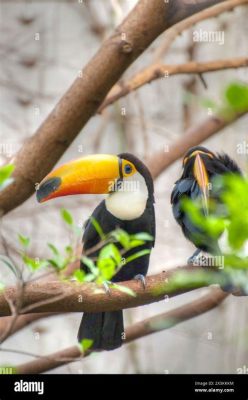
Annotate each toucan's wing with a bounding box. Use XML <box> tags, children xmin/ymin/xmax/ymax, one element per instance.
<box><xmin>171</xmin><ymin>178</ymin><xmax>194</xmax><ymax>223</ymax></box>
<box><xmin>147</xmin><ymin>200</ymin><xmax>156</xmax><ymax>248</ymax></box>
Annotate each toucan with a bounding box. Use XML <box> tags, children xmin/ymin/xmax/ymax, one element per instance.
<box><xmin>36</xmin><ymin>153</ymin><xmax>155</xmax><ymax>351</ymax></box>
<box><xmin>171</xmin><ymin>146</ymin><xmax>242</xmax><ymax>263</ymax></box>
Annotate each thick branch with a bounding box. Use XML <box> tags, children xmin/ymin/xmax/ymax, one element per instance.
<box><xmin>147</xmin><ymin>110</ymin><xmax>247</xmax><ymax>178</ymax></box>
<box><xmin>0</xmin><ymin>0</ymin><xmax>226</xmax><ymax>215</ymax></box>
<box><xmin>99</xmin><ymin>57</ymin><xmax>248</xmax><ymax>110</ymax></box>
<box><xmin>15</xmin><ymin>287</ymin><xmax>228</xmax><ymax>374</ymax></box>
<box><xmin>0</xmin><ymin>266</ymin><xmax>221</xmax><ymax>316</ymax></box>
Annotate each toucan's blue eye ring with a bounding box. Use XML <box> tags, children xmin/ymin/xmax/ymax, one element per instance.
<box><xmin>124</xmin><ymin>164</ymin><xmax>132</xmax><ymax>174</ymax></box>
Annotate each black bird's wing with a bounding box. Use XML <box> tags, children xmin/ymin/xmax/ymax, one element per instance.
<box><xmin>171</xmin><ymin>178</ymin><xmax>218</xmax><ymax>252</ymax></box>
<box><xmin>216</xmin><ymin>153</ymin><xmax>242</xmax><ymax>175</ymax></box>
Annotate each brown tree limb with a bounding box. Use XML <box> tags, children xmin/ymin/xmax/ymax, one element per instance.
<box><xmin>0</xmin><ymin>313</ymin><xmax>58</xmax><ymax>338</ymax></box>
<box><xmin>147</xmin><ymin>110</ymin><xmax>248</xmax><ymax>178</ymax></box>
<box><xmin>0</xmin><ymin>266</ymin><xmax>222</xmax><ymax>316</ymax></box>
<box><xmin>0</xmin><ymin>0</ymin><xmax>227</xmax><ymax>216</ymax></box>
<box><xmin>14</xmin><ymin>286</ymin><xmax>228</xmax><ymax>374</ymax></box>
<box><xmin>99</xmin><ymin>57</ymin><xmax>248</xmax><ymax>111</ymax></box>
<box><xmin>154</xmin><ymin>0</ymin><xmax>248</xmax><ymax>61</ymax></box>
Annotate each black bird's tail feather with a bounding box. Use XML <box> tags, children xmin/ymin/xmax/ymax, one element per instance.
<box><xmin>78</xmin><ymin>311</ymin><xmax>124</xmax><ymax>351</ymax></box>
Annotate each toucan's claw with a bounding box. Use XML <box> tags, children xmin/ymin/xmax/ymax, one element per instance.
<box><xmin>134</xmin><ymin>274</ymin><xmax>146</xmax><ymax>289</ymax></box>
<box><xmin>103</xmin><ymin>281</ymin><xmax>112</xmax><ymax>296</ymax></box>
<box><xmin>187</xmin><ymin>249</ymin><xmax>201</xmax><ymax>265</ymax></box>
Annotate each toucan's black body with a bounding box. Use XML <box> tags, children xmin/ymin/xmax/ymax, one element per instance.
<box><xmin>171</xmin><ymin>146</ymin><xmax>242</xmax><ymax>256</ymax></box>
<box><xmin>78</xmin><ymin>153</ymin><xmax>155</xmax><ymax>350</ymax></box>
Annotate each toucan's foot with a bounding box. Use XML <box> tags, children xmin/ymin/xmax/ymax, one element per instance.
<box><xmin>134</xmin><ymin>274</ymin><xmax>146</xmax><ymax>289</ymax></box>
<box><xmin>187</xmin><ymin>249</ymin><xmax>201</xmax><ymax>265</ymax></box>
<box><xmin>196</xmin><ymin>255</ymin><xmax>208</xmax><ymax>266</ymax></box>
<box><xmin>220</xmin><ymin>283</ymin><xmax>235</xmax><ymax>293</ymax></box>
<box><xmin>187</xmin><ymin>255</ymin><xmax>199</xmax><ymax>265</ymax></box>
<box><xmin>103</xmin><ymin>280</ymin><xmax>112</xmax><ymax>295</ymax></box>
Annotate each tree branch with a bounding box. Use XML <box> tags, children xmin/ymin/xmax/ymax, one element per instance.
<box><xmin>147</xmin><ymin>110</ymin><xmax>248</xmax><ymax>178</ymax></box>
<box><xmin>14</xmin><ymin>286</ymin><xmax>228</xmax><ymax>374</ymax></box>
<box><xmin>154</xmin><ymin>0</ymin><xmax>248</xmax><ymax>61</ymax></box>
<box><xmin>0</xmin><ymin>266</ymin><xmax>223</xmax><ymax>316</ymax></box>
<box><xmin>0</xmin><ymin>0</ymin><xmax>227</xmax><ymax>216</ymax></box>
<box><xmin>0</xmin><ymin>313</ymin><xmax>57</xmax><ymax>338</ymax></box>
<box><xmin>99</xmin><ymin>57</ymin><xmax>248</xmax><ymax>111</ymax></box>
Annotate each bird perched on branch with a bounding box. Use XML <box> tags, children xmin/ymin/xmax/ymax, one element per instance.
<box><xmin>36</xmin><ymin>153</ymin><xmax>155</xmax><ymax>351</ymax></box>
<box><xmin>171</xmin><ymin>146</ymin><xmax>242</xmax><ymax>264</ymax></box>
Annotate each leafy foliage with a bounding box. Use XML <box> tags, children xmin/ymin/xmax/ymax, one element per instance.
<box><xmin>79</xmin><ymin>339</ymin><xmax>93</xmax><ymax>352</ymax></box>
<box><xmin>181</xmin><ymin>174</ymin><xmax>248</xmax><ymax>293</ymax></box>
<box><xmin>0</xmin><ymin>207</ymin><xmax>153</xmax><ymax>296</ymax></box>
<box><xmin>184</xmin><ymin>81</ymin><xmax>248</xmax><ymax>118</ymax></box>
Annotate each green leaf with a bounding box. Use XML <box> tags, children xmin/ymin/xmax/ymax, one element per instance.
<box><xmin>130</xmin><ymin>232</ymin><xmax>154</xmax><ymax>242</ymax></box>
<box><xmin>84</xmin><ymin>273</ymin><xmax>96</xmax><ymax>282</ymax></box>
<box><xmin>81</xmin><ymin>256</ymin><xmax>99</xmax><ymax>276</ymax></box>
<box><xmin>225</xmin><ymin>82</ymin><xmax>248</xmax><ymax>112</ymax></box>
<box><xmin>112</xmin><ymin>283</ymin><xmax>136</xmax><ymax>297</ymax></box>
<box><xmin>65</xmin><ymin>245</ymin><xmax>73</xmax><ymax>256</ymax></box>
<box><xmin>48</xmin><ymin>259</ymin><xmax>61</xmax><ymax>269</ymax></box>
<box><xmin>0</xmin><ymin>164</ymin><xmax>15</xmax><ymax>188</ymax></box>
<box><xmin>128</xmin><ymin>239</ymin><xmax>145</xmax><ymax>248</ymax></box>
<box><xmin>125</xmin><ymin>249</ymin><xmax>151</xmax><ymax>264</ymax></box>
<box><xmin>0</xmin><ymin>282</ymin><xmax>5</xmax><ymax>292</ymax></box>
<box><xmin>96</xmin><ymin>243</ymin><xmax>122</xmax><ymax>280</ymax></box>
<box><xmin>73</xmin><ymin>269</ymin><xmax>85</xmax><ymax>282</ymax></box>
<box><xmin>60</xmin><ymin>208</ymin><xmax>73</xmax><ymax>226</ymax></box>
<box><xmin>97</xmin><ymin>258</ymin><xmax>116</xmax><ymax>280</ymax></box>
<box><xmin>200</xmin><ymin>97</ymin><xmax>218</xmax><ymax>110</ymax></box>
<box><xmin>80</xmin><ymin>339</ymin><xmax>93</xmax><ymax>352</ymax></box>
<box><xmin>90</xmin><ymin>217</ymin><xmax>105</xmax><ymax>240</ymax></box>
<box><xmin>110</xmin><ymin>229</ymin><xmax>130</xmax><ymax>249</ymax></box>
<box><xmin>48</xmin><ymin>243</ymin><xmax>60</xmax><ymax>256</ymax></box>
<box><xmin>18</xmin><ymin>234</ymin><xmax>30</xmax><ymax>249</ymax></box>
<box><xmin>22</xmin><ymin>254</ymin><xmax>48</xmax><ymax>271</ymax></box>
<box><xmin>98</xmin><ymin>243</ymin><xmax>121</xmax><ymax>265</ymax></box>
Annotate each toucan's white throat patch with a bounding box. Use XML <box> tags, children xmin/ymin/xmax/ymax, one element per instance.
<box><xmin>105</xmin><ymin>173</ymin><xmax>148</xmax><ymax>221</ymax></box>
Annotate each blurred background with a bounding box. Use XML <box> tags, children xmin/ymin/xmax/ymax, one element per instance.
<box><xmin>0</xmin><ymin>0</ymin><xmax>248</xmax><ymax>373</ymax></box>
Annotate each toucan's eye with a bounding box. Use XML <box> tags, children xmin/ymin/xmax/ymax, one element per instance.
<box><xmin>124</xmin><ymin>164</ymin><xmax>132</xmax><ymax>174</ymax></box>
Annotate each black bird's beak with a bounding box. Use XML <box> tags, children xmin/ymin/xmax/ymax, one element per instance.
<box><xmin>193</xmin><ymin>153</ymin><xmax>209</xmax><ymax>215</ymax></box>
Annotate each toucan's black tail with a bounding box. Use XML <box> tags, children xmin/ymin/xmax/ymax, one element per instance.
<box><xmin>77</xmin><ymin>311</ymin><xmax>124</xmax><ymax>351</ymax></box>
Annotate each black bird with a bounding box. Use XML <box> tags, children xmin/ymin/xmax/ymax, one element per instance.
<box><xmin>37</xmin><ymin>153</ymin><xmax>155</xmax><ymax>351</ymax></box>
<box><xmin>171</xmin><ymin>146</ymin><xmax>242</xmax><ymax>263</ymax></box>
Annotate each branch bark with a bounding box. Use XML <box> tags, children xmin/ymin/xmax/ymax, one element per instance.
<box><xmin>0</xmin><ymin>313</ymin><xmax>57</xmax><ymax>337</ymax></box>
<box><xmin>0</xmin><ymin>0</ymin><xmax>227</xmax><ymax>216</ymax></box>
<box><xmin>0</xmin><ymin>266</ymin><xmax>221</xmax><ymax>316</ymax></box>
<box><xmin>99</xmin><ymin>57</ymin><xmax>248</xmax><ymax>111</ymax></box>
<box><xmin>14</xmin><ymin>287</ymin><xmax>228</xmax><ymax>374</ymax></box>
<box><xmin>147</xmin><ymin>110</ymin><xmax>247</xmax><ymax>178</ymax></box>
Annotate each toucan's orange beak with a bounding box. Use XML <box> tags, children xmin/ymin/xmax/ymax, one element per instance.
<box><xmin>193</xmin><ymin>153</ymin><xmax>209</xmax><ymax>215</ymax></box>
<box><xmin>36</xmin><ymin>154</ymin><xmax>120</xmax><ymax>203</ymax></box>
